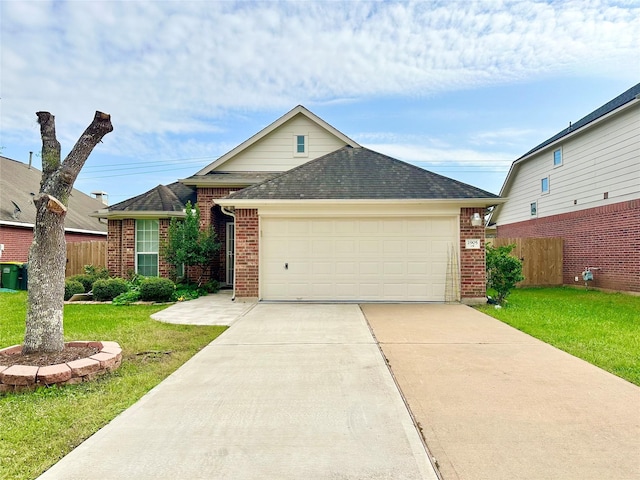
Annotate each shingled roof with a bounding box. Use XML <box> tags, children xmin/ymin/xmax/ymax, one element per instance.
<box><xmin>0</xmin><ymin>156</ymin><xmax>107</xmax><ymax>233</ymax></box>
<box><xmin>107</xmin><ymin>182</ymin><xmax>196</xmax><ymax>212</ymax></box>
<box><xmin>227</xmin><ymin>146</ymin><xmax>500</xmax><ymax>200</ymax></box>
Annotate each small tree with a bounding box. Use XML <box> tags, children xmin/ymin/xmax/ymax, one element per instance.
<box><xmin>486</xmin><ymin>243</ymin><xmax>524</xmax><ymax>305</ymax></box>
<box><xmin>164</xmin><ymin>201</ymin><xmax>220</xmax><ymax>286</ymax></box>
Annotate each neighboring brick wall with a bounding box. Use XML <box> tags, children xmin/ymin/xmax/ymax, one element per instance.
<box><xmin>1</xmin><ymin>225</ymin><xmax>105</xmax><ymax>263</ymax></box>
<box><xmin>234</xmin><ymin>209</ymin><xmax>259</xmax><ymax>297</ymax></box>
<box><xmin>497</xmin><ymin>199</ymin><xmax>640</xmax><ymax>293</ymax></box>
<box><xmin>459</xmin><ymin>207</ymin><xmax>487</xmax><ymax>301</ymax></box>
<box><xmin>0</xmin><ymin>226</ymin><xmax>33</xmax><ymax>262</ymax></box>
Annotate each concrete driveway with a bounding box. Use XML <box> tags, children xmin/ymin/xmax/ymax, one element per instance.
<box><xmin>362</xmin><ymin>304</ymin><xmax>640</xmax><ymax>480</ymax></box>
<box><xmin>39</xmin><ymin>302</ymin><xmax>437</xmax><ymax>480</ymax></box>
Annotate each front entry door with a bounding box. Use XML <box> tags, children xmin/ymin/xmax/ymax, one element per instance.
<box><xmin>226</xmin><ymin>222</ymin><xmax>234</xmax><ymax>285</ymax></box>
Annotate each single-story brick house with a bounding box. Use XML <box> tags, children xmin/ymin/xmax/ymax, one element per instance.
<box><xmin>0</xmin><ymin>155</ymin><xmax>107</xmax><ymax>262</ymax></box>
<box><xmin>491</xmin><ymin>82</ymin><xmax>640</xmax><ymax>293</ymax></box>
<box><xmin>97</xmin><ymin>106</ymin><xmax>503</xmax><ymax>303</ymax></box>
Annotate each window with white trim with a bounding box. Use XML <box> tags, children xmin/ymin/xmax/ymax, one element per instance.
<box><xmin>530</xmin><ymin>201</ymin><xmax>537</xmax><ymax>216</ymax></box>
<box><xmin>293</xmin><ymin>134</ymin><xmax>308</xmax><ymax>156</ymax></box>
<box><xmin>553</xmin><ymin>148</ymin><xmax>562</xmax><ymax>167</ymax></box>
<box><xmin>541</xmin><ymin>176</ymin><xmax>549</xmax><ymax>194</ymax></box>
<box><xmin>136</xmin><ymin>219</ymin><xmax>159</xmax><ymax>276</ymax></box>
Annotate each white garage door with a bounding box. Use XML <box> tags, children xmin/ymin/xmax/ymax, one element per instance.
<box><xmin>261</xmin><ymin>217</ymin><xmax>458</xmax><ymax>301</ymax></box>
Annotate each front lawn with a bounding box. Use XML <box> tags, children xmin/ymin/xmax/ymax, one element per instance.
<box><xmin>0</xmin><ymin>292</ymin><xmax>226</xmax><ymax>480</ymax></box>
<box><xmin>476</xmin><ymin>287</ymin><xmax>640</xmax><ymax>386</ymax></box>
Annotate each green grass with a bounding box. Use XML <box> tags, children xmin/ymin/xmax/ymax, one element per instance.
<box><xmin>0</xmin><ymin>291</ymin><xmax>226</xmax><ymax>480</ymax></box>
<box><xmin>476</xmin><ymin>287</ymin><xmax>640</xmax><ymax>386</ymax></box>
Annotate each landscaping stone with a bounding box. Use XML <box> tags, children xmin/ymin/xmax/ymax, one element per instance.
<box><xmin>38</xmin><ymin>364</ymin><xmax>72</xmax><ymax>384</ymax></box>
<box><xmin>67</xmin><ymin>358</ymin><xmax>101</xmax><ymax>377</ymax></box>
<box><xmin>0</xmin><ymin>341</ymin><xmax>122</xmax><ymax>394</ymax></box>
<box><xmin>1</xmin><ymin>365</ymin><xmax>38</xmax><ymax>386</ymax></box>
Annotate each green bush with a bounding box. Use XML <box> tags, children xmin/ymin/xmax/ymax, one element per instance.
<box><xmin>68</xmin><ymin>274</ymin><xmax>95</xmax><ymax>293</ymax></box>
<box><xmin>64</xmin><ymin>279</ymin><xmax>85</xmax><ymax>300</ymax></box>
<box><xmin>486</xmin><ymin>243</ymin><xmax>525</xmax><ymax>305</ymax></box>
<box><xmin>139</xmin><ymin>277</ymin><xmax>175</xmax><ymax>302</ymax></box>
<box><xmin>92</xmin><ymin>278</ymin><xmax>129</xmax><ymax>302</ymax></box>
<box><xmin>84</xmin><ymin>264</ymin><xmax>110</xmax><ymax>279</ymax></box>
<box><xmin>113</xmin><ymin>288</ymin><xmax>141</xmax><ymax>305</ymax></box>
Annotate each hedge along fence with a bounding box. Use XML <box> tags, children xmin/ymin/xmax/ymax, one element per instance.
<box><xmin>488</xmin><ymin>238</ymin><xmax>563</xmax><ymax>286</ymax></box>
<box><xmin>66</xmin><ymin>241</ymin><xmax>107</xmax><ymax>277</ymax></box>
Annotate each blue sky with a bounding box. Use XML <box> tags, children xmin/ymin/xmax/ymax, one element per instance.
<box><xmin>1</xmin><ymin>0</ymin><xmax>638</xmax><ymax>204</ymax></box>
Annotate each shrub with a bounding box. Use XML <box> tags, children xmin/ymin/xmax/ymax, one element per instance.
<box><xmin>139</xmin><ymin>277</ymin><xmax>175</xmax><ymax>302</ymax></box>
<box><xmin>486</xmin><ymin>243</ymin><xmax>525</xmax><ymax>305</ymax></box>
<box><xmin>68</xmin><ymin>274</ymin><xmax>95</xmax><ymax>293</ymax></box>
<box><xmin>112</xmin><ymin>288</ymin><xmax>141</xmax><ymax>306</ymax></box>
<box><xmin>203</xmin><ymin>279</ymin><xmax>220</xmax><ymax>294</ymax></box>
<box><xmin>64</xmin><ymin>280</ymin><xmax>85</xmax><ymax>300</ymax></box>
<box><xmin>92</xmin><ymin>278</ymin><xmax>129</xmax><ymax>302</ymax></box>
<box><xmin>84</xmin><ymin>265</ymin><xmax>109</xmax><ymax>279</ymax></box>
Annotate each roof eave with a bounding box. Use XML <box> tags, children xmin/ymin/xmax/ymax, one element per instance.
<box><xmin>216</xmin><ymin>197</ymin><xmax>505</xmax><ymax>209</ymax></box>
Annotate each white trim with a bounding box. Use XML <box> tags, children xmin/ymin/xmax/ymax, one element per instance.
<box><xmin>217</xmin><ymin>198</ymin><xmax>505</xmax><ymax>211</ymax></box>
<box><xmin>541</xmin><ymin>176</ymin><xmax>550</xmax><ymax>194</ymax></box>
<box><xmin>0</xmin><ymin>220</ymin><xmax>107</xmax><ymax>236</ymax></box>
<box><xmin>194</xmin><ymin>105</ymin><xmax>361</xmax><ymax>175</ymax></box>
<box><xmin>135</xmin><ymin>219</ymin><xmax>160</xmax><ymax>277</ymax></box>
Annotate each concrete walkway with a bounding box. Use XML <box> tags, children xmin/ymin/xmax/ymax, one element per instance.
<box><xmin>39</xmin><ymin>299</ymin><xmax>438</xmax><ymax>479</ymax></box>
<box><xmin>363</xmin><ymin>304</ymin><xmax>640</xmax><ymax>480</ymax></box>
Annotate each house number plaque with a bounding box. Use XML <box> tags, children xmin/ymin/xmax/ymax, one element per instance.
<box><xmin>465</xmin><ymin>239</ymin><xmax>481</xmax><ymax>249</ymax></box>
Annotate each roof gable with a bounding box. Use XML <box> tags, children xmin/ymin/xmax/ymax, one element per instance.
<box><xmin>0</xmin><ymin>156</ymin><xmax>107</xmax><ymax>233</ymax></box>
<box><xmin>195</xmin><ymin>105</ymin><xmax>360</xmax><ymax>175</ymax></box>
<box><xmin>226</xmin><ymin>146</ymin><xmax>500</xmax><ymax>201</ymax></box>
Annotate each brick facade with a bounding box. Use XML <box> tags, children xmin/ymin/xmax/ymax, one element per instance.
<box><xmin>497</xmin><ymin>199</ymin><xmax>640</xmax><ymax>293</ymax></box>
<box><xmin>0</xmin><ymin>225</ymin><xmax>105</xmax><ymax>263</ymax></box>
<box><xmin>459</xmin><ymin>207</ymin><xmax>487</xmax><ymax>302</ymax></box>
<box><xmin>196</xmin><ymin>188</ymin><xmax>235</xmax><ymax>283</ymax></box>
<box><xmin>234</xmin><ymin>209</ymin><xmax>259</xmax><ymax>298</ymax></box>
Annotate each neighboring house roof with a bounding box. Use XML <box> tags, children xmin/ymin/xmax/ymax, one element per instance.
<box><xmin>94</xmin><ymin>182</ymin><xmax>197</xmax><ymax>219</ymax></box>
<box><xmin>223</xmin><ymin>146</ymin><xmax>501</xmax><ymax>202</ymax></box>
<box><xmin>0</xmin><ymin>155</ymin><xmax>107</xmax><ymax>234</ymax></box>
<box><xmin>194</xmin><ymin>105</ymin><xmax>361</xmax><ymax>176</ymax></box>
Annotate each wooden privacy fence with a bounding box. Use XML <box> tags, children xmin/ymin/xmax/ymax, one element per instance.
<box><xmin>489</xmin><ymin>238</ymin><xmax>563</xmax><ymax>286</ymax></box>
<box><xmin>66</xmin><ymin>241</ymin><xmax>107</xmax><ymax>277</ymax></box>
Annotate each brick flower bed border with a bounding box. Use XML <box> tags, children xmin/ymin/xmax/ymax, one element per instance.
<box><xmin>0</xmin><ymin>341</ymin><xmax>122</xmax><ymax>394</ymax></box>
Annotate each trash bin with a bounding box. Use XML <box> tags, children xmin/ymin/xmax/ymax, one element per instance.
<box><xmin>18</xmin><ymin>263</ymin><xmax>28</xmax><ymax>290</ymax></box>
<box><xmin>1</xmin><ymin>262</ymin><xmax>23</xmax><ymax>290</ymax></box>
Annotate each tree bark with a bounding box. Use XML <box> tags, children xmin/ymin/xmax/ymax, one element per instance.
<box><xmin>23</xmin><ymin>112</ymin><xmax>113</xmax><ymax>354</ymax></box>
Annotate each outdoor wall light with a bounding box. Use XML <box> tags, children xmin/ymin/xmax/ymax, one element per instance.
<box><xmin>470</xmin><ymin>212</ymin><xmax>483</xmax><ymax>227</ymax></box>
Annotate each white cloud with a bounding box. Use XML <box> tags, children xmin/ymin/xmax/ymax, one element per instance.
<box><xmin>1</xmin><ymin>0</ymin><xmax>638</xmax><ymax>164</ymax></box>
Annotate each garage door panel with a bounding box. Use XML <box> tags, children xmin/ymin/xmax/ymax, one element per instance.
<box><xmin>261</xmin><ymin>217</ymin><xmax>457</xmax><ymax>301</ymax></box>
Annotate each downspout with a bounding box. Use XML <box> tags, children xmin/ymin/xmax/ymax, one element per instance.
<box><xmin>220</xmin><ymin>206</ymin><xmax>236</xmax><ymax>301</ymax></box>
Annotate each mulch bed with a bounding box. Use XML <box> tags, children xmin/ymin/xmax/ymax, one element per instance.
<box><xmin>1</xmin><ymin>346</ymin><xmax>101</xmax><ymax>367</ymax></box>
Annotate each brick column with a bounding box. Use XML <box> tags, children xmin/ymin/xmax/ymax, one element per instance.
<box><xmin>234</xmin><ymin>209</ymin><xmax>259</xmax><ymax>298</ymax></box>
<box><xmin>122</xmin><ymin>219</ymin><xmax>136</xmax><ymax>277</ymax></box>
<box><xmin>107</xmin><ymin>220</ymin><xmax>122</xmax><ymax>277</ymax></box>
<box><xmin>459</xmin><ymin>207</ymin><xmax>486</xmax><ymax>304</ymax></box>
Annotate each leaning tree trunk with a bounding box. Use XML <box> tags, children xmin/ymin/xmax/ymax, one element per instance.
<box><xmin>23</xmin><ymin>111</ymin><xmax>113</xmax><ymax>354</ymax></box>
